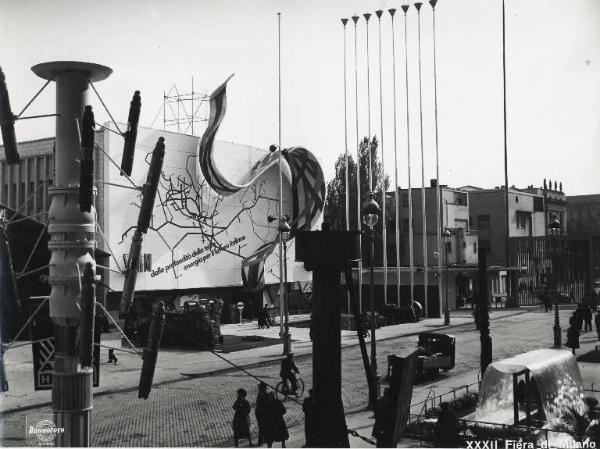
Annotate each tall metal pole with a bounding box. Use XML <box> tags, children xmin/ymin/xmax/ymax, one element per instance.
<box><xmin>401</xmin><ymin>5</ymin><xmax>416</xmax><ymax>318</ymax></box>
<box><xmin>389</xmin><ymin>8</ymin><xmax>401</xmax><ymax>307</ymax></box>
<box><xmin>342</xmin><ymin>18</ymin><xmax>351</xmax><ymax>314</ymax></box>
<box><xmin>415</xmin><ymin>3</ymin><xmax>428</xmax><ymax>317</ymax></box>
<box><xmin>32</xmin><ymin>60</ymin><xmax>112</xmax><ymax>447</ymax></box>
<box><xmin>343</xmin><ymin>18</ymin><xmax>350</xmax><ymax>234</ymax></box>
<box><xmin>352</xmin><ymin>15</ymin><xmax>364</xmax><ymax>314</ymax></box>
<box><xmin>376</xmin><ymin>10</ymin><xmax>388</xmax><ymax>305</ymax></box>
<box><xmin>502</xmin><ymin>0</ymin><xmax>511</xmax><ymax>302</ymax></box>
<box><xmin>364</xmin><ymin>13</ymin><xmax>373</xmax><ymax>191</ymax></box>
<box><xmin>277</xmin><ymin>12</ymin><xmax>290</xmax><ymax>355</ymax></box>
<box><xmin>430</xmin><ymin>0</ymin><xmax>443</xmax><ymax>320</ymax></box>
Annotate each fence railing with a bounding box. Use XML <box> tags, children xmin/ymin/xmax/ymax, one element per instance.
<box><xmin>409</xmin><ymin>382</ymin><xmax>480</xmax><ymax>416</ymax></box>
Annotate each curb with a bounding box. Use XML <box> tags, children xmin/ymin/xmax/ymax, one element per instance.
<box><xmin>0</xmin><ymin>310</ymin><xmax>527</xmax><ymax>416</ymax></box>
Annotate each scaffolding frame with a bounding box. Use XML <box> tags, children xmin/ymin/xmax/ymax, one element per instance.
<box><xmin>163</xmin><ymin>79</ymin><xmax>209</xmax><ymax>136</ymax></box>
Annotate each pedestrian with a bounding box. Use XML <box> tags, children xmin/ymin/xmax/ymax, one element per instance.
<box><xmin>435</xmin><ymin>402</ymin><xmax>460</xmax><ymax>448</ymax></box>
<box><xmin>258</xmin><ymin>308</ymin><xmax>266</xmax><ymax>329</ymax></box>
<box><xmin>263</xmin><ymin>306</ymin><xmax>271</xmax><ymax>329</ymax></box>
<box><xmin>255</xmin><ymin>383</ymin><xmax>269</xmax><ymax>446</ymax></box>
<box><xmin>108</xmin><ymin>348</ymin><xmax>118</xmax><ymax>365</ymax></box>
<box><xmin>566</xmin><ymin>323</ymin><xmax>580</xmax><ymax>355</ymax></box>
<box><xmin>264</xmin><ymin>392</ymin><xmax>288</xmax><ymax>448</ymax></box>
<box><xmin>302</xmin><ymin>389</ymin><xmax>315</xmax><ymax>447</ymax></box>
<box><xmin>595</xmin><ymin>312</ymin><xmax>600</xmax><ymax>341</ymax></box>
<box><xmin>584</xmin><ymin>304</ymin><xmax>593</xmax><ymax>332</ymax></box>
<box><xmin>232</xmin><ymin>388</ymin><xmax>253</xmax><ymax>447</ymax></box>
<box><xmin>575</xmin><ymin>304</ymin><xmax>584</xmax><ymax>331</ymax></box>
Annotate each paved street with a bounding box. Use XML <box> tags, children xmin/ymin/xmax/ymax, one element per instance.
<box><xmin>1</xmin><ymin>308</ymin><xmax>599</xmax><ymax>447</ymax></box>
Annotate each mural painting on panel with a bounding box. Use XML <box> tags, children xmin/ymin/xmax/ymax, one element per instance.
<box><xmin>105</xmin><ymin>78</ymin><xmax>326</xmax><ymax>293</ymax></box>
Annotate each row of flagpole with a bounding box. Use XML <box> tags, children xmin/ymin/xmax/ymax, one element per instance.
<box><xmin>341</xmin><ymin>1</ymin><xmax>442</xmax><ymax>317</ymax></box>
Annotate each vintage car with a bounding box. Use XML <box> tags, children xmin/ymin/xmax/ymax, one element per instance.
<box><xmin>416</xmin><ymin>332</ymin><xmax>456</xmax><ymax>376</ymax></box>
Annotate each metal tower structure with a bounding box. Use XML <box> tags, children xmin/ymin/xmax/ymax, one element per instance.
<box><xmin>162</xmin><ymin>79</ymin><xmax>209</xmax><ymax>136</ymax></box>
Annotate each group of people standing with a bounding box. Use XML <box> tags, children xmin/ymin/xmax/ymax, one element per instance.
<box><xmin>232</xmin><ymin>384</ymin><xmax>289</xmax><ymax>448</ymax></box>
<box><xmin>565</xmin><ymin>301</ymin><xmax>600</xmax><ymax>353</ymax></box>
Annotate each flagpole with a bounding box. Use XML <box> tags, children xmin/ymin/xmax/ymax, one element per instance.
<box><xmin>415</xmin><ymin>3</ymin><xmax>428</xmax><ymax>318</ymax></box>
<box><xmin>376</xmin><ymin>10</ymin><xmax>388</xmax><ymax>306</ymax></box>
<box><xmin>277</xmin><ymin>12</ymin><xmax>290</xmax><ymax>355</ymax></box>
<box><xmin>352</xmin><ymin>15</ymin><xmax>363</xmax><ymax>314</ymax></box>
<box><xmin>389</xmin><ymin>8</ymin><xmax>401</xmax><ymax>308</ymax></box>
<box><xmin>364</xmin><ymin>12</ymin><xmax>373</xmax><ymax>190</ymax></box>
<box><xmin>342</xmin><ymin>18</ymin><xmax>351</xmax><ymax>313</ymax></box>
<box><xmin>430</xmin><ymin>0</ymin><xmax>443</xmax><ymax>320</ymax></box>
<box><xmin>401</xmin><ymin>4</ymin><xmax>416</xmax><ymax>320</ymax></box>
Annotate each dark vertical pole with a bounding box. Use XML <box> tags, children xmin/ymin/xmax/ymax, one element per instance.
<box><xmin>525</xmin><ymin>370</ymin><xmax>531</xmax><ymax>426</ymax></box>
<box><xmin>512</xmin><ymin>374</ymin><xmax>519</xmax><ymax>426</ymax></box>
<box><xmin>296</xmin><ymin>230</ymin><xmax>358</xmax><ymax>448</ymax></box>
<box><xmin>502</xmin><ymin>0</ymin><xmax>511</xmax><ymax>304</ymax></box>
<box><xmin>369</xmin><ymin>227</ymin><xmax>380</xmax><ymax>410</ymax></box>
<box><xmin>478</xmin><ymin>246</ymin><xmax>492</xmax><ymax>373</ymax></box>
<box><xmin>553</xmin><ymin>234</ymin><xmax>562</xmax><ymax>347</ymax></box>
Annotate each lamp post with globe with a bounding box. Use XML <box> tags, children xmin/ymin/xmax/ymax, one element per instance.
<box><xmin>443</xmin><ymin>228</ymin><xmax>452</xmax><ymax>325</ymax></box>
<box><xmin>548</xmin><ymin>216</ymin><xmax>562</xmax><ymax>347</ymax></box>
<box><xmin>362</xmin><ymin>192</ymin><xmax>381</xmax><ymax>410</ymax></box>
<box><xmin>279</xmin><ymin>216</ymin><xmax>292</xmax><ymax>354</ymax></box>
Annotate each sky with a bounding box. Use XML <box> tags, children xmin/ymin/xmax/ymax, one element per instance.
<box><xmin>1</xmin><ymin>0</ymin><xmax>599</xmax><ymax>195</ymax></box>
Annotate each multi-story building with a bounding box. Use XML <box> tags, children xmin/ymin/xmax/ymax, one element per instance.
<box><xmin>567</xmin><ymin>194</ymin><xmax>600</xmax><ymax>234</ymax></box>
<box><xmin>567</xmin><ymin>194</ymin><xmax>600</xmax><ymax>293</ymax></box>
<box><xmin>0</xmin><ymin>132</ymin><xmax>108</xmax><ymax>241</ymax></box>
<box><xmin>466</xmin><ymin>182</ymin><xmax>567</xmax><ymax>305</ymax></box>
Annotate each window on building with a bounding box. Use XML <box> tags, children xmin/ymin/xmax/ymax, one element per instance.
<box><xmin>533</xmin><ymin>197</ymin><xmax>544</xmax><ymax>212</ymax></box>
<box><xmin>516</xmin><ymin>212</ymin><xmax>528</xmax><ymax>230</ymax></box>
<box><xmin>477</xmin><ymin>215</ymin><xmax>490</xmax><ymax>230</ymax></box>
<box><xmin>473</xmin><ymin>242</ymin><xmax>477</xmax><ymax>253</ymax></box>
<box><xmin>445</xmin><ymin>242</ymin><xmax>452</xmax><ymax>254</ymax></box>
<box><xmin>515</xmin><ymin>196</ymin><xmax>519</xmax><ymax>203</ymax></box>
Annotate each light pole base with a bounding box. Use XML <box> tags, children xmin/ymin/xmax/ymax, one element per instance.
<box><xmin>367</xmin><ymin>373</ymin><xmax>381</xmax><ymax>411</ymax></box>
<box><xmin>553</xmin><ymin>325</ymin><xmax>562</xmax><ymax>348</ymax></box>
<box><xmin>282</xmin><ymin>333</ymin><xmax>292</xmax><ymax>355</ymax></box>
<box><xmin>444</xmin><ymin>309</ymin><xmax>450</xmax><ymax>326</ymax></box>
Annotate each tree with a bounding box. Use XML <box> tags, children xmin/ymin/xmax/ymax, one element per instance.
<box><xmin>324</xmin><ymin>136</ymin><xmax>390</xmax><ymax>232</ymax></box>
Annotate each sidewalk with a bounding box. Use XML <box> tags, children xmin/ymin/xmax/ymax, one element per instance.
<box><xmin>1</xmin><ymin>308</ymin><xmax>523</xmax><ymax>413</ymax></box>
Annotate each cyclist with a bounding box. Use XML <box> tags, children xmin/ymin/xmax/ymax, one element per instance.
<box><xmin>280</xmin><ymin>353</ymin><xmax>300</xmax><ymax>394</ymax></box>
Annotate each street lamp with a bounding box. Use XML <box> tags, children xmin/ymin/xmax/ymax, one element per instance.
<box><xmin>269</xmin><ymin>214</ymin><xmax>292</xmax><ymax>354</ymax></box>
<box><xmin>279</xmin><ymin>216</ymin><xmax>292</xmax><ymax>354</ymax></box>
<box><xmin>362</xmin><ymin>191</ymin><xmax>381</xmax><ymax>410</ymax></box>
<box><xmin>548</xmin><ymin>216</ymin><xmax>562</xmax><ymax>347</ymax></box>
<box><xmin>443</xmin><ymin>228</ymin><xmax>452</xmax><ymax>325</ymax></box>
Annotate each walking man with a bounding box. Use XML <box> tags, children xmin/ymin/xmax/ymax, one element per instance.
<box><xmin>108</xmin><ymin>348</ymin><xmax>118</xmax><ymax>365</ymax></box>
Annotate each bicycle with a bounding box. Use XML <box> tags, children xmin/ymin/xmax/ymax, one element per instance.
<box><xmin>275</xmin><ymin>376</ymin><xmax>305</xmax><ymax>402</ymax></box>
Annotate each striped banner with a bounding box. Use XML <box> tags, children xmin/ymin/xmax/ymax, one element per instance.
<box><xmin>197</xmin><ymin>77</ymin><xmax>326</xmax><ymax>291</ymax></box>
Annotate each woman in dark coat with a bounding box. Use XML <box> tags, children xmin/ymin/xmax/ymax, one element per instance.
<box><xmin>264</xmin><ymin>392</ymin><xmax>288</xmax><ymax>448</ymax></box>
<box><xmin>232</xmin><ymin>388</ymin><xmax>253</xmax><ymax>447</ymax></box>
<box><xmin>255</xmin><ymin>383</ymin><xmax>269</xmax><ymax>446</ymax></box>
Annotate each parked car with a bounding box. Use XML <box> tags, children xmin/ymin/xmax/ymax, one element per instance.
<box><xmin>416</xmin><ymin>333</ymin><xmax>456</xmax><ymax>376</ymax></box>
